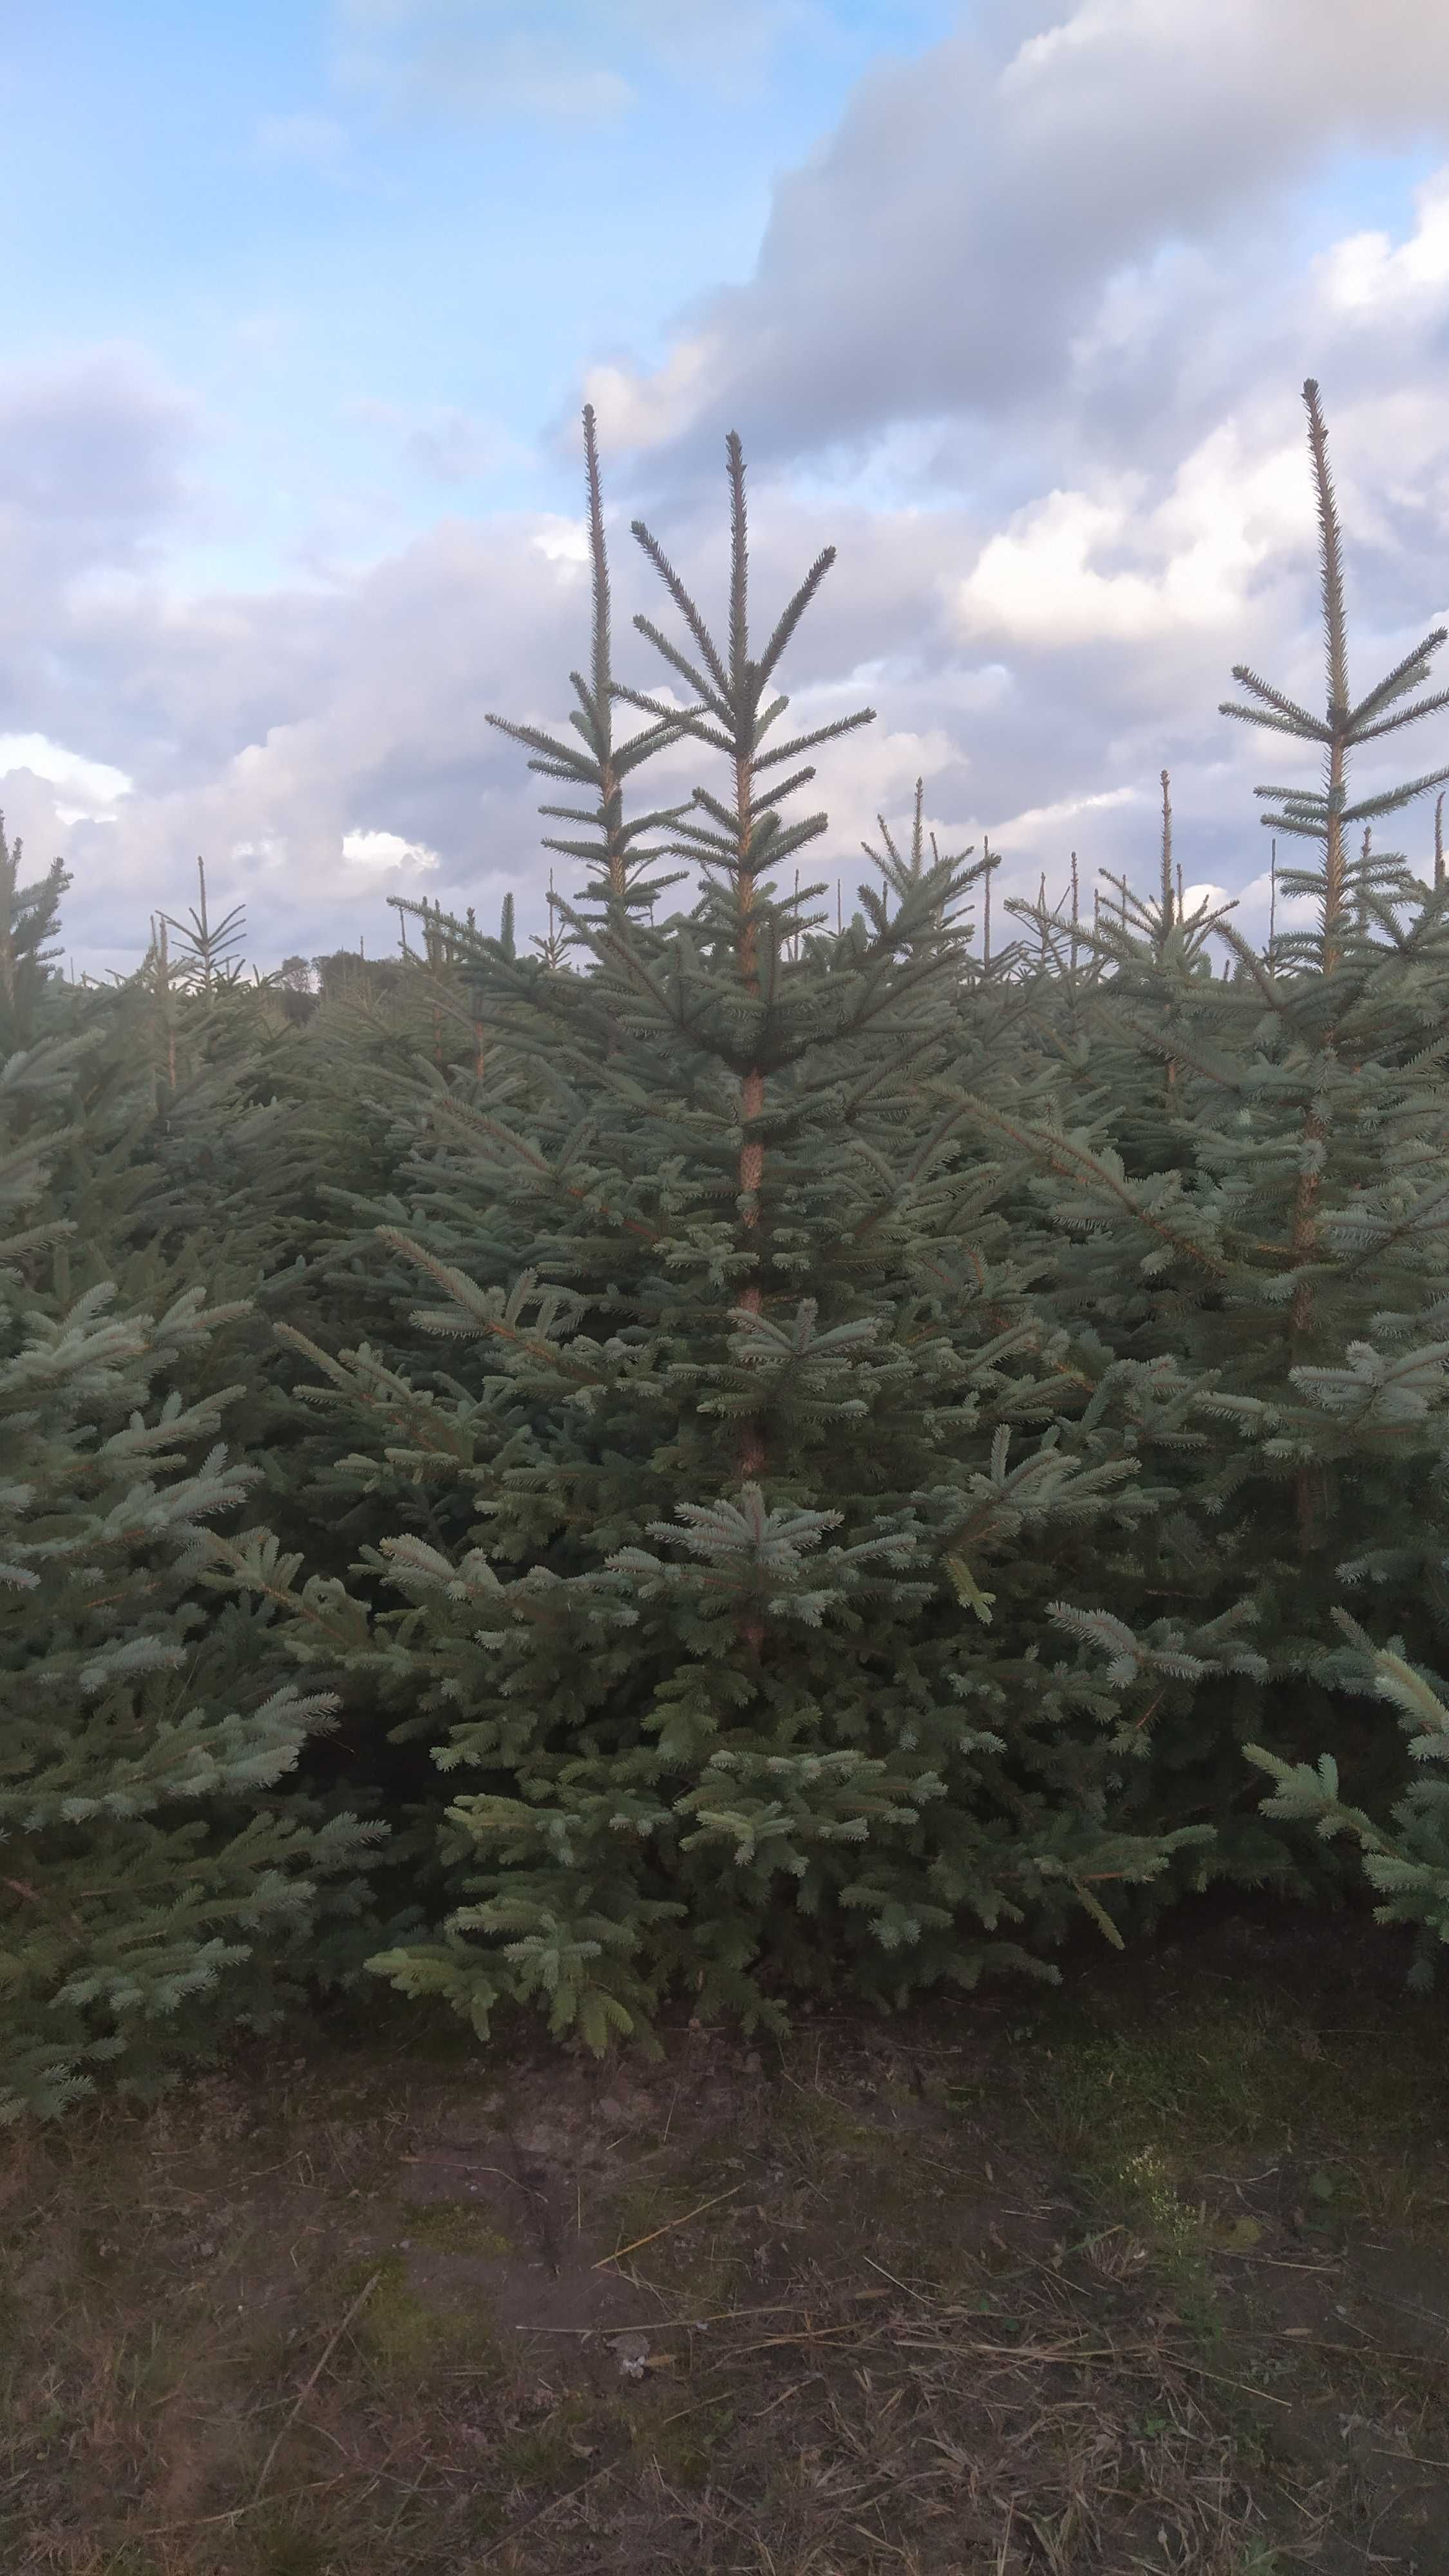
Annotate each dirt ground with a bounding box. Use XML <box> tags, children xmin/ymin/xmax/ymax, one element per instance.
<box><xmin>3</xmin><ymin>1889</ymin><xmax>1448</xmax><ymax>2573</ymax></box>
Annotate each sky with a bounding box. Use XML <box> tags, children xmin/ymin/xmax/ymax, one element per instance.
<box><xmin>3</xmin><ymin>0</ymin><xmax>1449</xmax><ymax>986</ymax></box>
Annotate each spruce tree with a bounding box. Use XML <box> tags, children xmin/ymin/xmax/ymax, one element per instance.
<box><xmin>961</xmin><ymin>381</ymin><xmax>1449</xmax><ymax>1910</ymax></box>
<box><xmin>204</xmin><ymin>406</ymin><xmax>1225</xmax><ymax>2056</ymax></box>
<box><xmin>0</xmin><ymin>828</ymin><xmax>417</xmax><ymax>2124</ymax></box>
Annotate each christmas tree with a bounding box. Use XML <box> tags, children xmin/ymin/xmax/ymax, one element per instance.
<box><xmin>14</xmin><ymin>363</ymin><xmax>1448</xmax><ymax>2122</ymax></box>
<box><xmin>0</xmin><ymin>826</ymin><xmax>421</xmax><ymax>2124</ymax></box>
<box><xmin>204</xmin><ymin>404</ymin><xmax>1231</xmax><ymax>2057</ymax></box>
<box><xmin>959</xmin><ymin>381</ymin><xmax>1449</xmax><ymax>1927</ymax></box>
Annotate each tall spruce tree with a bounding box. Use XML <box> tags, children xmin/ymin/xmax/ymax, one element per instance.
<box><xmin>959</xmin><ymin>381</ymin><xmax>1449</xmax><ymax>1915</ymax></box>
<box><xmin>203</xmin><ymin>406</ymin><xmax>1241</xmax><ymax>2057</ymax></box>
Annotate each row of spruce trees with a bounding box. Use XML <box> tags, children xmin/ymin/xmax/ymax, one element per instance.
<box><xmin>5</xmin><ymin>378</ymin><xmax>1449</xmax><ymax>2127</ymax></box>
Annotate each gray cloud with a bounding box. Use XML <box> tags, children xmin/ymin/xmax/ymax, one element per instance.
<box><xmin>0</xmin><ymin>347</ymin><xmax>200</xmax><ymax>689</ymax></box>
<box><xmin>20</xmin><ymin>488</ymin><xmax>1005</xmax><ymax>976</ymax></box>
<box><xmin>551</xmin><ymin>0</ymin><xmax>1449</xmax><ymax>492</ymax></box>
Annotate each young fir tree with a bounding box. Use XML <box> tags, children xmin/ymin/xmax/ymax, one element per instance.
<box><xmin>0</xmin><ymin>828</ymin><xmax>422</xmax><ymax>2125</ymax></box>
<box><xmin>970</xmin><ymin>381</ymin><xmax>1449</xmax><ymax>1908</ymax></box>
<box><xmin>203</xmin><ymin>406</ymin><xmax>1242</xmax><ymax>2057</ymax></box>
<box><xmin>30</xmin><ymin>864</ymin><xmax>386</xmax><ymax>1613</ymax></box>
<box><xmin>252</xmin><ymin>914</ymin><xmax>515</xmax><ymax>1551</ymax></box>
<box><xmin>120</xmin><ymin>867</ymin><xmax>480</xmax><ymax>1939</ymax></box>
<box><xmin>191</xmin><ymin>913</ymin><xmax>571</xmax><ymax>1844</ymax></box>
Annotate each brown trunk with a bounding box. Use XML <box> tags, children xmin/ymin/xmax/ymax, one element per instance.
<box><xmin>1288</xmin><ymin>682</ymin><xmax>1347</xmax><ymax>1553</ymax></box>
<box><xmin>736</xmin><ymin>748</ymin><xmax>766</xmax><ymax>1644</ymax></box>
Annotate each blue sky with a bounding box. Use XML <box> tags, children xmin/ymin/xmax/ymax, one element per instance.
<box><xmin>0</xmin><ymin>2</ymin><xmax>964</xmax><ymax>588</ymax></box>
<box><xmin>3</xmin><ymin>0</ymin><xmax>1448</xmax><ymax>981</ymax></box>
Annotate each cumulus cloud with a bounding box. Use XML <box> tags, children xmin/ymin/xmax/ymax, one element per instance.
<box><xmin>0</xmin><ymin>735</ymin><xmax>133</xmax><ymax>824</ymax></box>
<box><xmin>341</xmin><ymin>826</ymin><xmax>442</xmax><ymax>871</ymax></box>
<box><xmin>1314</xmin><ymin>167</ymin><xmax>1449</xmax><ymax>318</ymax></box>
<box><xmin>947</xmin><ymin>418</ymin><xmax>1319</xmax><ymax>649</ymax></box>
<box><xmin>562</xmin><ymin>0</ymin><xmax>1449</xmax><ymax>488</ymax></box>
<box><xmin>0</xmin><ymin>346</ymin><xmax>197</xmax><ymax>598</ymax></box>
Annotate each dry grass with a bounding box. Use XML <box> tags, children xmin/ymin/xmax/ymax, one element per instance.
<box><xmin>3</xmin><ymin>1894</ymin><xmax>1448</xmax><ymax>2574</ymax></box>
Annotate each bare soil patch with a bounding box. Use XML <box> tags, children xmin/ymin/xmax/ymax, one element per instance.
<box><xmin>3</xmin><ymin>1892</ymin><xmax>1447</xmax><ymax>2573</ymax></box>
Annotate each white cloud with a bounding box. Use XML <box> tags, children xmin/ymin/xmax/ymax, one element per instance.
<box><xmin>341</xmin><ymin>826</ymin><xmax>441</xmax><ymax>871</ymax></box>
<box><xmin>994</xmin><ymin>784</ymin><xmax>1141</xmax><ymax>848</ymax></box>
<box><xmin>580</xmin><ymin>337</ymin><xmax>727</xmax><ymax>460</ymax></box>
<box><xmin>947</xmin><ymin>417</ymin><xmax>1318</xmax><ymax>649</ymax></box>
<box><xmin>528</xmin><ymin>520</ymin><xmax>589</xmax><ymax>573</ymax></box>
<box><xmin>0</xmin><ymin>735</ymin><xmax>134</xmax><ymax>817</ymax></box>
<box><xmin>1314</xmin><ymin>167</ymin><xmax>1449</xmax><ymax>314</ymax></box>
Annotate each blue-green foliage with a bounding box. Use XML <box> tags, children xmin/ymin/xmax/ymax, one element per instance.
<box><xmin>8</xmin><ymin>377</ymin><xmax>1449</xmax><ymax>2125</ymax></box>
<box><xmin>0</xmin><ymin>837</ymin><xmax>423</xmax><ymax>2123</ymax></box>
<box><xmin>201</xmin><ymin>410</ymin><xmax>1258</xmax><ymax>2054</ymax></box>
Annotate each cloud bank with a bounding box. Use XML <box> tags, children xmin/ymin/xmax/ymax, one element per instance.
<box><xmin>3</xmin><ymin>0</ymin><xmax>1448</xmax><ymax>982</ymax></box>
